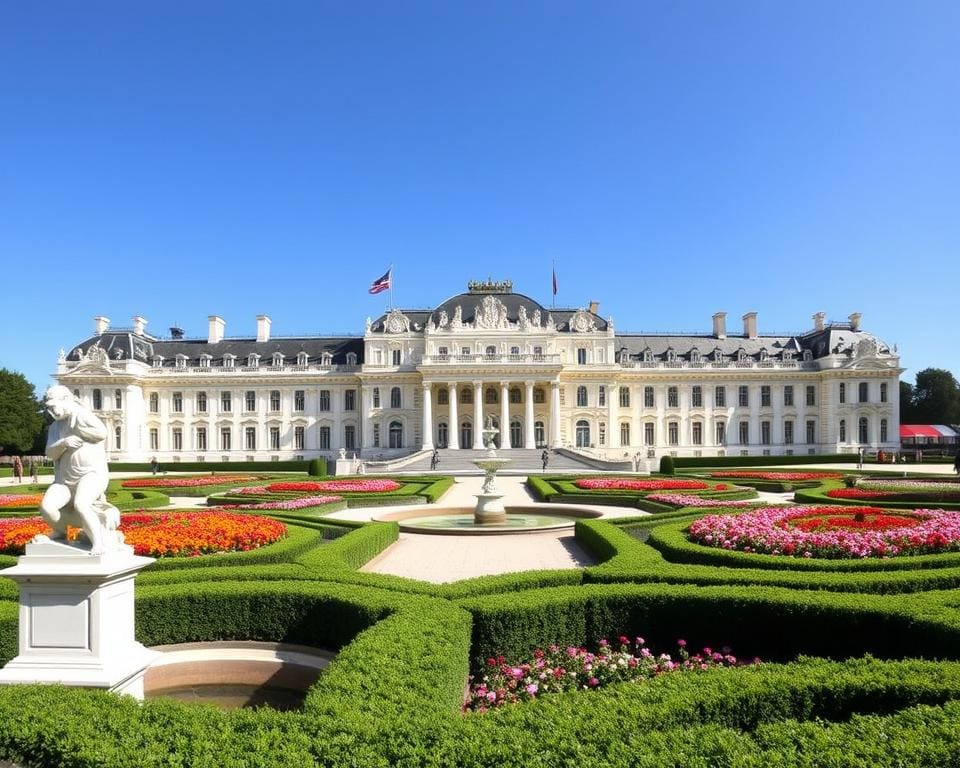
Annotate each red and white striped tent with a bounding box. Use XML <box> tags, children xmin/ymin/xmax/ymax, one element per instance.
<box><xmin>900</xmin><ymin>424</ymin><xmax>959</xmax><ymax>445</ymax></box>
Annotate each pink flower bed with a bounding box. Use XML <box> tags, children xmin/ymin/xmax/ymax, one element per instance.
<box><xmin>265</xmin><ymin>480</ymin><xmax>401</xmax><ymax>493</ymax></box>
<box><xmin>688</xmin><ymin>505</ymin><xmax>960</xmax><ymax>558</ymax></box>
<box><xmin>122</xmin><ymin>475</ymin><xmax>256</xmax><ymax>488</ymax></box>
<box><xmin>466</xmin><ymin>636</ymin><xmax>756</xmax><ymax>712</ymax></box>
<box><xmin>710</xmin><ymin>471</ymin><xmax>844</xmax><ymax>481</ymax></box>
<box><xmin>574</xmin><ymin>478</ymin><xmax>709</xmax><ymax>491</ymax></box>
<box><xmin>229</xmin><ymin>495</ymin><xmax>343</xmax><ymax>511</ymax></box>
<box><xmin>646</xmin><ymin>493</ymin><xmax>758</xmax><ymax>508</ymax></box>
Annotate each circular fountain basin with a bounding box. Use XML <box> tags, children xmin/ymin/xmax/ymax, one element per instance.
<box><xmin>372</xmin><ymin>506</ymin><xmax>602</xmax><ymax>534</ymax></box>
<box><xmin>144</xmin><ymin>641</ymin><xmax>333</xmax><ymax>710</ymax></box>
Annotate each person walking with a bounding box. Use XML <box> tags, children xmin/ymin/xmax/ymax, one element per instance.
<box><xmin>150</xmin><ymin>456</ymin><xmax>159</xmax><ymax>475</ymax></box>
<box><xmin>12</xmin><ymin>456</ymin><xmax>23</xmax><ymax>484</ymax></box>
<box><xmin>430</xmin><ymin>450</ymin><xmax>439</xmax><ymax>471</ymax></box>
<box><xmin>541</xmin><ymin>449</ymin><xmax>549</xmax><ymax>471</ymax></box>
<box><xmin>857</xmin><ymin>447</ymin><xmax>864</xmax><ymax>469</ymax></box>
<box><xmin>954</xmin><ymin>452</ymin><xmax>960</xmax><ymax>476</ymax></box>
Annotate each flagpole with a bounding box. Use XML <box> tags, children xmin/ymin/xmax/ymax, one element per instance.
<box><xmin>388</xmin><ymin>264</ymin><xmax>394</xmax><ymax>311</ymax></box>
<box><xmin>551</xmin><ymin>259</ymin><xmax>556</xmax><ymax>309</ymax></box>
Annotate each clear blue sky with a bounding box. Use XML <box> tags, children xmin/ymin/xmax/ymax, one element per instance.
<box><xmin>1</xmin><ymin>2</ymin><xmax>957</xmax><ymax>394</ymax></box>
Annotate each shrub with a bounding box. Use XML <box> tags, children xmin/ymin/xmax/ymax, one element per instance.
<box><xmin>659</xmin><ymin>455</ymin><xmax>675</xmax><ymax>475</ymax></box>
<box><xmin>308</xmin><ymin>458</ymin><xmax>326</xmax><ymax>477</ymax></box>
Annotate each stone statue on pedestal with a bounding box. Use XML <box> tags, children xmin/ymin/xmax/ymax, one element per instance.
<box><xmin>38</xmin><ymin>386</ymin><xmax>123</xmax><ymax>555</ymax></box>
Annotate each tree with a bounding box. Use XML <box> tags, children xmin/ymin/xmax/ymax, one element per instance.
<box><xmin>0</xmin><ymin>369</ymin><xmax>45</xmax><ymax>455</ymax></box>
<box><xmin>900</xmin><ymin>380</ymin><xmax>916</xmax><ymax>423</ymax></box>
<box><xmin>909</xmin><ymin>368</ymin><xmax>960</xmax><ymax>425</ymax></box>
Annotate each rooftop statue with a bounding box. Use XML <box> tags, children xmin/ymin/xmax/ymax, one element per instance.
<box><xmin>37</xmin><ymin>386</ymin><xmax>123</xmax><ymax>555</ymax></box>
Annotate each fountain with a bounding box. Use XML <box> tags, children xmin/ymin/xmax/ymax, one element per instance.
<box><xmin>371</xmin><ymin>420</ymin><xmax>602</xmax><ymax>534</ymax></box>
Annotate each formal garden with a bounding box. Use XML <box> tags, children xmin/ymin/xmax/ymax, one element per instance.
<box><xmin>3</xmin><ymin>467</ymin><xmax>960</xmax><ymax>765</ymax></box>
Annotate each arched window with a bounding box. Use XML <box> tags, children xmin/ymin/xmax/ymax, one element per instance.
<box><xmin>510</xmin><ymin>419</ymin><xmax>522</xmax><ymax>448</ymax></box>
<box><xmin>839</xmin><ymin>419</ymin><xmax>847</xmax><ymax>442</ymax></box>
<box><xmin>461</xmin><ymin>421</ymin><xmax>473</xmax><ymax>449</ymax></box>
<box><xmin>509</xmin><ymin>387</ymin><xmax>522</xmax><ymax>404</ymax></box>
<box><xmin>535</xmin><ymin>421</ymin><xmax>545</xmax><ymax>447</ymax></box>
<box><xmin>437</xmin><ymin>388</ymin><xmax>449</xmax><ymax>405</ymax></box>
<box><xmin>390</xmin><ymin>387</ymin><xmax>401</xmax><ymax>408</ymax></box>
<box><xmin>576</xmin><ymin>386</ymin><xmax>587</xmax><ymax>407</ymax></box>
<box><xmin>272</xmin><ymin>353</ymin><xmax>284</xmax><ymax>367</ymax></box>
<box><xmin>461</xmin><ymin>387</ymin><xmax>473</xmax><ymax>404</ymax></box>
<box><xmin>297</xmin><ymin>352</ymin><xmax>309</xmax><ymax>366</ymax></box>
<box><xmin>437</xmin><ymin>422</ymin><xmax>448</xmax><ymax>448</ymax></box>
<box><xmin>737</xmin><ymin>349</ymin><xmax>748</xmax><ymax>362</ymax></box>
<box><xmin>114</xmin><ymin>426</ymin><xmax>122</xmax><ymax>450</ymax></box>
<box><xmin>858</xmin><ymin>417</ymin><xmax>869</xmax><ymax>444</ymax></box>
<box><xmin>389</xmin><ymin>421</ymin><xmax>403</xmax><ymax>449</ymax></box>
<box><xmin>803</xmin><ymin>350</ymin><xmax>813</xmax><ymax>362</ymax></box>
<box><xmin>575</xmin><ymin>420</ymin><xmax>590</xmax><ymax>448</ymax></box>
<box><xmin>485</xmin><ymin>387</ymin><xmax>498</xmax><ymax>404</ymax></box>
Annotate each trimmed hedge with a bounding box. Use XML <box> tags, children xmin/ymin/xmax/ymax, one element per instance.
<box><xmin>108</xmin><ymin>460</ymin><xmax>315</xmax><ymax>472</ymax></box>
<box><xmin>672</xmin><ymin>453</ymin><xmax>859</xmax><ymax>468</ymax></box>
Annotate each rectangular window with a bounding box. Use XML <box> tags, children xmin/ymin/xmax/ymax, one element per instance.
<box><xmin>692</xmin><ymin>422</ymin><xmax>703</xmax><ymax>445</ymax></box>
<box><xmin>344</xmin><ymin>390</ymin><xmax>356</xmax><ymax>411</ymax></box>
<box><xmin>92</xmin><ymin>389</ymin><xmax>102</xmax><ymax>410</ymax></box>
<box><xmin>534</xmin><ymin>388</ymin><xmax>545</xmax><ymax>404</ymax></box>
<box><xmin>172</xmin><ymin>392</ymin><xmax>183</xmax><ymax>413</ymax></box>
<box><xmin>172</xmin><ymin>428</ymin><xmax>183</xmax><ymax>451</ymax></box>
<box><xmin>270</xmin><ymin>427</ymin><xmax>280</xmax><ymax>450</ymax></box>
<box><xmin>880</xmin><ymin>383</ymin><xmax>888</xmax><ymax>403</ymax></box>
<box><xmin>761</xmin><ymin>420</ymin><xmax>771</xmax><ymax>445</ymax></box>
<box><xmin>245</xmin><ymin>427</ymin><xmax>256</xmax><ymax>450</ymax></box>
<box><xmin>221</xmin><ymin>392</ymin><xmax>232</xmax><ymax>412</ymax></box>
<box><xmin>644</xmin><ymin>423</ymin><xmax>655</xmax><ymax>446</ymax></box>
<box><xmin>196</xmin><ymin>427</ymin><xmax>207</xmax><ymax>452</ymax></box>
<box><xmin>784</xmin><ymin>420</ymin><xmax>794</xmax><ymax>444</ymax></box>
<box><xmin>270</xmin><ymin>391</ymin><xmax>281</xmax><ymax>412</ymax></box>
<box><xmin>840</xmin><ymin>383</ymin><xmax>846</xmax><ymax>404</ymax></box>
<box><xmin>715</xmin><ymin>386</ymin><xmax>726</xmax><ymax>408</ymax></box>
<box><xmin>806</xmin><ymin>385</ymin><xmax>816</xmax><ymax>406</ymax></box>
<box><xmin>739</xmin><ymin>421</ymin><xmax>750</xmax><ymax>444</ymax></box>
<box><xmin>858</xmin><ymin>382</ymin><xmax>869</xmax><ymax>403</ymax></box>
<box><xmin>245</xmin><ymin>391</ymin><xmax>256</xmax><ymax>412</ymax></box>
<box><xmin>392</xmin><ymin>349</ymin><xmax>401</xmax><ymax>365</ymax></box>
<box><xmin>806</xmin><ymin>420</ymin><xmax>816</xmax><ymax>444</ymax></box>
<box><xmin>319</xmin><ymin>390</ymin><xmax>330</xmax><ymax>411</ymax></box>
<box><xmin>880</xmin><ymin>418</ymin><xmax>888</xmax><ymax>442</ymax></box>
<box><xmin>196</xmin><ymin>391</ymin><xmax>208</xmax><ymax>413</ymax></box>
<box><xmin>761</xmin><ymin>386</ymin><xmax>771</xmax><ymax>407</ymax></box>
<box><xmin>294</xmin><ymin>426</ymin><xmax>305</xmax><ymax>450</ymax></box>
<box><xmin>619</xmin><ymin>387</ymin><xmax>630</xmax><ymax>407</ymax></box>
<box><xmin>149</xmin><ymin>393</ymin><xmax>159</xmax><ymax>413</ymax></box>
<box><xmin>784</xmin><ymin>386</ymin><xmax>794</xmax><ymax>407</ymax></box>
<box><xmin>114</xmin><ymin>389</ymin><xmax>122</xmax><ymax>409</ymax></box>
<box><xmin>738</xmin><ymin>386</ymin><xmax>749</xmax><ymax>407</ymax></box>
<box><xmin>577</xmin><ymin>348</ymin><xmax>587</xmax><ymax>365</ymax></box>
<box><xmin>667</xmin><ymin>387</ymin><xmax>678</xmax><ymax>408</ymax></box>
<box><xmin>598</xmin><ymin>422</ymin><xmax>606</xmax><ymax>446</ymax></box>
<box><xmin>149</xmin><ymin>428</ymin><xmax>159</xmax><ymax>450</ymax></box>
<box><xmin>598</xmin><ymin>386</ymin><xmax>606</xmax><ymax>407</ymax></box>
<box><xmin>644</xmin><ymin>387</ymin><xmax>654</xmax><ymax>408</ymax></box>
<box><xmin>220</xmin><ymin>428</ymin><xmax>231</xmax><ymax>451</ymax></box>
<box><xmin>715</xmin><ymin>421</ymin><xmax>726</xmax><ymax>445</ymax></box>
<box><xmin>344</xmin><ymin>425</ymin><xmax>356</xmax><ymax>450</ymax></box>
<box><xmin>373</xmin><ymin>424</ymin><xmax>380</xmax><ymax>448</ymax></box>
<box><xmin>620</xmin><ymin>422</ymin><xmax>630</xmax><ymax>445</ymax></box>
<box><xmin>294</xmin><ymin>390</ymin><xmax>305</xmax><ymax>412</ymax></box>
<box><xmin>691</xmin><ymin>386</ymin><xmax>702</xmax><ymax>408</ymax></box>
<box><xmin>319</xmin><ymin>426</ymin><xmax>331</xmax><ymax>450</ymax></box>
<box><xmin>668</xmin><ymin>422</ymin><xmax>679</xmax><ymax>445</ymax></box>
<box><xmin>372</xmin><ymin>387</ymin><xmax>381</xmax><ymax>408</ymax></box>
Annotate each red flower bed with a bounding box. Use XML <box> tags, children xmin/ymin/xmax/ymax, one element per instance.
<box><xmin>710</xmin><ymin>471</ymin><xmax>844</xmax><ymax>481</ymax></box>
<box><xmin>574</xmin><ymin>478</ymin><xmax>709</xmax><ymax>491</ymax></box>
<box><xmin>787</xmin><ymin>509</ymin><xmax>917</xmax><ymax>532</ymax></box>
<box><xmin>265</xmin><ymin>479</ymin><xmax>402</xmax><ymax>493</ymax></box>
<box><xmin>826</xmin><ymin>488</ymin><xmax>896</xmax><ymax>500</ymax></box>
<box><xmin>122</xmin><ymin>475</ymin><xmax>256</xmax><ymax>488</ymax></box>
<box><xmin>0</xmin><ymin>494</ymin><xmax>43</xmax><ymax>509</ymax></box>
<box><xmin>0</xmin><ymin>511</ymin><xmax>286</xmax><ymax>557</ymax></box>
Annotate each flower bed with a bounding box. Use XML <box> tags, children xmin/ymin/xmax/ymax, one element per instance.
<box><xmin>574</xmin><ymin>478</ymin><xmax>709</xmax><ymax>491</ymax></box>
<box><xmin>0</xmin><ymin>493</ymin><xmax>43</xmax><ymax>508</ymax></box>
<box><xmin>688</xmin><ymin>505</ymin><xmax>960</xmax><ymax>558</ymax></box>
<box><xmin>265</xmin><ymin>479</ymin><xmax>402</xmax><ymax>493</ymax></box>
<box><xmin>0</xmin><ymin>511</ymin><xmax>286</xmax><ymax>557</ymax></box>
<box><xmin>710</xmin><ymin>471</ymin><xmax>844</xmax><ymax>481</ymax></box>
<box><xmin>122</xmin><ymin>475</ymin><xmax>257</xmax><ymax>488</ymax></box>
<box><xmin>827</xmin><ymin>479</ymin><xmax>960</xmax><ymax>502</ymax></box>
<box><xmin>646</xmin><ymin>493</ymin><xmax>759</xmax><ymax>508</ymax></box>
<box><xmin>466</xmin><ymin>636</ymin><xmax>755</xmax><ymax>711</ymax></box>
<box><xmin>229</xmin><ymin>495</ymin><xmax>343</xmax><ymax>511</ymax></box>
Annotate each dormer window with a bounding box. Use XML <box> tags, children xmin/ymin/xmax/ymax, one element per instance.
<box><xmin>247</xmin><ymin>354</ymin><xmax>260</xmax><ymax>368</ymax></box>
<box><xmin>783</xmin><ymin>350</ymin><xmax>794</xmax><ymax>361</ymax></box>
<box><xmin>713</xmin><ymin>347</ymin><xmax>724</xmax><ymax>361</ymax></box>
<box><xmin>272</xmin><ymin>352</ymin><xmax>284</xmax><ymax>367</ymax></box>
<box><xmin>642</xmin><ymin>349</ymin><xmax>653</xmax><ymax>362</ymax></box>
<box><xmin>346</xmin><ymin>352</ymin><xmax>357</xmax><ymax>365</ymax></box>
<box><xmin>803</xmin><ymin>350</ymin><xmax>813</xmax><ymax>362</ymax></box>
<box><xmin>152</xmin><ymin>356</ymin><xmax>164</xmax><ymax>368</ymax></box>
<box><xmin>199</xmin><ymin>354</ymin><xmax>212</xmax><ymax>368</ymax></box>
<box><xmin>223</xmin><ymin>354</ymin><xmax>235</xmax><ymax>369</ymax></box>
<box><xmin>321</xmin><ymin>352</ymin><xmax>333</xmax><ymax>366</ymax></box>
<box><xmin>297</xmin><ymin>352</ymin><xmax>309</xmax><ymax>366</ymax></box>
<box><xmin>737</xmin><ymin>349</ymin><xmax>748</xmax><ymax>362</ymax></box>
<box><xmin>690</xmin><ymin>349</ymin><xmax>702</xmax><ymax>363</ymax></box>
<box><xmin>665</xmin><ymin>348</ymin><xmax>677</xmax><ymax>363</ymax></box>
<box><xmin>175</xmin><ymin>354</ymin><xmax>188</xmax><ymax>369</ymax></box>
<box><xmin>759</xmin><ymin>349</ymin><xmax>769</xmax><ymax>362</ymax></box>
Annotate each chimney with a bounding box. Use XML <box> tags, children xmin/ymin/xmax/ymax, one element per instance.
<box><xmin>742</xmin><ymin>311</ymin><xmax>757</xmax><ymax>339</ymax></box>
<box><xmin>94</xmin><ymin>316</ymin><xmax>110</xmax><ymax>335</ymax></box>
<box><xmin>813</xmin><ymin>311</ymin><xmax>826</xmax><ymax>331</ymax></box>
<box><xmin>588</xmin><ymin>301</ymin><xmax>599</xmax><ymax>315</ymax></box>
<box><xmin>132</xmin><ymin>316</ymin><xmax>147</xmax><ymax>336</ymax></box>
<box><xmin>848</xmin><ymin>312</ymin><xmax>862</xmax><ymax>332</ymax></box>
<box><xmin>712</xmin><ymin>312</ymin><xmax>727</xmax><ymax>339</ymax></box>
<box><xmin>208</xmin><ymin>315</ymin><xmax>225</xmax><ymax>344</ymax></box>
<box><xmin>256</xmin><ymin>314</ymin><xmax>272</xmax><ymax>343</ymax></box>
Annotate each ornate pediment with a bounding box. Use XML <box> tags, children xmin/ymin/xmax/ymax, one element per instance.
<box><xmin>70</xmin><ymin>344</ymin><xmax>112</xmax><ymax>374</ymax></box>
<box><xmin>855</xmin><ymin>338</ymin><xmax>879</xmax><ymax>358</ymax></box>
<box><xmin>569</xmin><ymin>309</ymin><xmax>597</xmax><ymax>333</ymax></box>
<box><xmin>384</xmin><ymin>309</ymin><xmax>411</xmax><ymax>334</ymax></box>
<box><xmin>474</xmin><ymin>295</ymin><xmax>509</xmax><ymax>329</ymax></box>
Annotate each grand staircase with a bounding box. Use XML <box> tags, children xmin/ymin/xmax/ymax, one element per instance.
<box><xmin>400</xmin><ymin>448</ymin><xmax>596</xmax><ymax>474</ymax></box>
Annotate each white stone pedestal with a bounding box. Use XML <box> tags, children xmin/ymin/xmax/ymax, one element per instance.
<box><xmin>0</xmin><ymin>539</ymin><xmax>160</xmax><ymax>699</ymax></box>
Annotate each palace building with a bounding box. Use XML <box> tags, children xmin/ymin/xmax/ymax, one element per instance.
<box><xmin>55</xmin><ymin>280</ymin><xmax>902</xmax><ymax>463</ymax></box>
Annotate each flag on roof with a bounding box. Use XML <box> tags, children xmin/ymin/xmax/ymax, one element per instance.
<box><xmin>552</xmin><ymin>266</ymin><xmax>558</xmax><ymax>296</ymax></box>
<box><xmin>369</xmin><ymin>268</ymin><xmax>392</xmax><ymax>295</ymax></box>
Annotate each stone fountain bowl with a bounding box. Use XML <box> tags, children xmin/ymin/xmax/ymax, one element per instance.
<box><xmin>371</xmin><ymin>505</ymin><xmax>603</xmax><ymax>535</ymax></box>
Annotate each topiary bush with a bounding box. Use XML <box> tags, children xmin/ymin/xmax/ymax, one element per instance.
<box><xmin>659</xmin><ymin>455</ymin><xmax>675</xmax><ymax>475</ymax></box>
<box><xmin>308</xmin><ymin>458</ymin><xmax>326</xmax><ymax>477</ymax></box>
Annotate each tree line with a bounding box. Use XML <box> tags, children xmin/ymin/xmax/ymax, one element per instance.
<box><xmin>900</xmin><ymin>368</ymin><xmax>960</xmax><ymax>426</ymax></box>
<box><xmin>0</xmin><ymin>369</ymin><xmax>47</xmax><ymax>456</ymax></box>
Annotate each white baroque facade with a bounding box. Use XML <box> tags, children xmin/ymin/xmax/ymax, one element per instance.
<box><xmin>55</xmin><ymin>281</ymin><xmax>902</xmax><ymax>463</ymax></box>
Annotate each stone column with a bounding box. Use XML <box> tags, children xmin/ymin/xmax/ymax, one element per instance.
<box><xmin>448</xmin><ymin>383</ymin><xmax>459</xmax><ymax>449</ymax></box>
<box><xmin>361</xmin><ymin>387</ymin><xmax>374</xmax><ymax>450</ymax></box>
<box><xmin>500</xmin><ymin>382</ymin><xmax>512</xmax><ymax>449</ymax></box>
<box><xmin>524</xmin><ymin>381</ymin><xmax>535</xmax><ymax>449</ymax></box>
<box><xmin>550</xmin><ymin>381</ymin><xmax>561</xmax><ymax>448</ymax></box>
<box><xmin>421</xmin><ymin>383</ymin><xmax>433</xmax><ymax>450</ymax></box>
<box><xmin>473</xmin><ymin>381</ymin><xmax>484</xmax><ymax>449</ymax></box>
<box><xmin>607</xmin><ymin>381</ymin><xmax>619</xmax><ymax>449</ymax></box>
